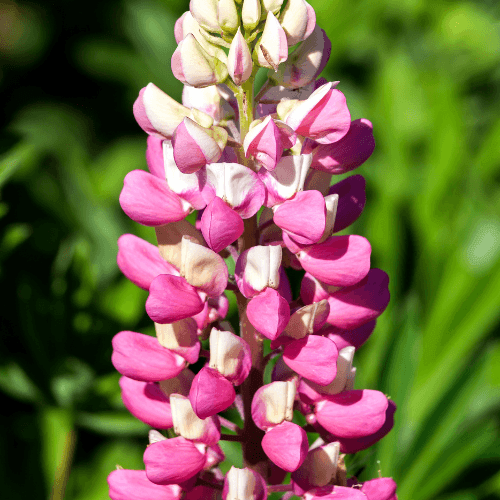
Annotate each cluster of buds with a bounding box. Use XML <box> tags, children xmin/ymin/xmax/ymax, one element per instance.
<box><xmin>108</xmin><ymin>1</ymin><xmax>397</xmax><ymax>499</ymax></box>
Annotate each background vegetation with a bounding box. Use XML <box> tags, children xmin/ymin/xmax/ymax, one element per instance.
<box><xmin>1</xmin><ymin>0</ymin><xmax>499</xmax><ymax>498</ymax></box>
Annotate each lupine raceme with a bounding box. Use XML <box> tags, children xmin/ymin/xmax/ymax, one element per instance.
<box><xmin>109</xmin><ymin>1</ymin><xmax>396</xmax><ymax>498</ymax></box>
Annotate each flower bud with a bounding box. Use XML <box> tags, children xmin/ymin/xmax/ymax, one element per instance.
<box><xmin>170</xmin><ymin>394</ymin><xmax>221</xmax><ymax>445</ymax></box>
<box><xmin>172</xmin><ymin>118</ymin><xmax>226</xmax><ymax>173</ymax></box>
<box><xmin>218</xmin><ymin>0</ymin><xmax>239</xmax><ymax>32</ymax></box>
<box><xmin>262</xmin><ymin>0</ymin><xmax>285</xmax><ymax>15</ymax></box>
<box><xmin>227</xmin><ymin>28</ymin><xmax>253</xmax><ymax>85</ymax></box>
<box><xmin>209</xmin><ymin>328</ymin><xmax>252</xmax><ymax>385</ymax></box>
<box><xmin>252</xmin><ymin>381</ymin><xmax>296</xmax><ymax>430</ymax></box>
<box><xmin>279</xmin><ymin>0</ymin><xmax>316</xmax><ymax>46</ymax></box>
<box><xmin>223</xmin><ymin>467</ymin><xmax>267</xmax><ymax>500</ymax></box>
<box><xmin>172</xmin><ymin>34</ymin><xmax>228</xmax><ymax>88</ymax></box>
<box><xmin>242</xmin><ymin>0</ymin><xmax>261</xmax><ymax>31</ymax></box>
<box><xmin>190</xmin><ymin>0</ymin><xmax>220</xmax><ymax>32</ymax></box>
<box><xmin>256</xmin><ymin>12</ymin><xmax>288</xmax><ymax>70</ymax></box>
<box><xmin>272</xmin><ymin>25</ymin><xmax>331</xmax><ymax>88</ymax></box>
<box><xmin>182</xmin><ymin>85</ymin><xmax>225</xmax><ymax>123</ymax></box>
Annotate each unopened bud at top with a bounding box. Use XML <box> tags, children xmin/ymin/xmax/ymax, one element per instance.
<box><xmin>190</xmin><ymin>0</ymin><xmax>220</xmax><ymax>32</ymax></box>
<box><xmin>228</xmin><ymin>28</ymin><xmax>253</xmax><ymax>85</ymax></box>
<box><xmin>218</xmin><ymin>0</ymin><xmax>239</xmax><ymax>32</ymax></box>
<box><xmin>256</xmin><ymin>11</ymin><xmax>288</xmax><ymax>71</ymax></box>
<box><xmin>242</xmin><ymin>0</ymin><xmax>261</xmax><ymax>31</ymax></box>
<box><xmin>262</xmin><ymin>0</ymin><xmax>285</xmax><ymax>15</ymax></box>
<box><xmin>280</xmin><ymin>0</ymin><xmax>316</xmax><ymax>46</ymax></box>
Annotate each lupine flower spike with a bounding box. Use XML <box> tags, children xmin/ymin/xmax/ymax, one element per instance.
<box><xmin>109</xmin><ymin>1</ymin><xmax>397</xmax><ymax>499</ymax></box>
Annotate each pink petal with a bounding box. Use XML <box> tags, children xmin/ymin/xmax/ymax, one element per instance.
<box><xmin>119</xmin><ymin>377</ymin><xmax>173</xmax><ymax>429</ymax></box>
<box><xmin>298</xmin><ymin>235</ymin><xmax>371</xmax><ymax>287</ymax></box>
<box><xmin>274</xmin><ymin>190</ymin><xmax>326</xmax><ymax>245</ymax></box>
<box><xmin>119</xmin><ymin>170</ymin><xmax>189</xmax><ymax>226</ymax></box>
<box><xmin>144</xmin><ymin>437</ymin><xmax>206</xmax><ymax>485</ymax></box>
<box><xmin>146</xmin><ymin>136</ymin><xmax>166</xmax><ymax>178</ymax></box>
<box><xmin>283</xmin><ymin>335</ymin><xmax>338</xmax><ymax>385</ymax></box>
<box><xmin>189</xmin><ymin>366</ymin><xmax>236</xmax><ymax>419</ymax></box>
<box><xmin>312</xmin><ymin>119</ymin><xmax>375</xmax><ymax>173</ymax></box>
<box><xmin>322</xmin><ymin>320</ymin><xmax>376</xmax><ymax>351</ymax></box>
<box><xmin>329</xmin><ymin>175</ymin><xmax>366</xmax><ymax>233</ymax></box>
<box><xmin>201</xmin><ymin>197</ymin><xmax>244</xmax><ymax>253</ymax></box>
<box><xmin>326</xmin><ymin>269</ymin><xmax>390</xmax><ymax>329</ymax></box>
<box><xmin>361</xmin><ymin>478</ymin><xmax>397</xmax><ymax>500</ymax></box>
<box><xmin>112</xmin><ymin>331</ymin><xmax>185</xmax><ymax>382</ymax></box>
<box><xmin>108</xmin><ymin>469</ymin><xmax>182</xmax><ymax>500</ymax></box>
<box><xmin>337</xmin><ymin>400</ymin><xmax>396</xmax><ymax>454</ymax></box>
<box><xmin>315</xmin><ymin>389</ymin><xmax>389</xmax><ymax>438</ymax></box>
<box><xmin>305</xmin><ymin>485</ymin><xmax>367</xmax><ymax>500</ymax></box>
<box><xmin>146</xmin><ymin>275</ymin><xmax>204</xmax><ymax>324</ymax></box>
<box><xmin>117</xmin><ymin>234</ymin><xmax>178</xmax><ymax>291</ymax></box>
<box><xmin>300</xmin><ymin>272</ymin><xmax>329</xmax><ymax>304</ymax></box>
<box><xmin>247</xmin><ymin>288</ymin><xmax>291</xmax><ymax>340</ymax></box>
<box><xmin>261</xmin><ymin>421</ymin><xmax>308</xmax><ymax>471</ymax></box>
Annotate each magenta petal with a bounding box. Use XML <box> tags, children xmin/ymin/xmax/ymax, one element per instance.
<box><xmin>312</xmin><ymin>119</ymin><xmax>375</xmax><ymax>174</ymax></box>
<box><xmin>361</xmin><ymin>478</ymin><xmax>397</xmax><ymax>500</ymax></box>
<box><xmin>261</xmin><ymin>421</ymin><xmax>308</xmax><ymax>472</ymax></box>
<box><xmin>119</xmin><ymin>377</ymin><xmax>173</xmax><ymax>429</ymax></box>
<box><xmin>278</xmin><ymin>267</ymin><xmax>293</xmax><ymax>303</ymax></box>
<box><xmin>305</xmin><ymin>485</ymin><xmax>368</xmax><ymax>500</ymax></box>
<box><xmin>189</xmin><ymin>367</ymin><xmax>236</xmax><ymax>419</ymax></box>
<box><xmin>247</xmin><ymin>288</ymin><xmax>291</xmax><ymax>340</ymax></box>
<box><xmin>274</xmin><ymin>190</ymin><xmax>326</xmax><ymax>245</ymax></box>
<box><xmin>117</xmin><ymin>234</ymin><xmax>178</xmax><ymax>290</ymax></box>
<box><xmin>315</xmin><ymin>389</ymin><xmax>389</xmax><ymax>438</ymax></box>
<box><xmin>119</xmin><ymin>170</ymin><xmax>189</xmax><ymax>226</ymax></box>
<box><xmin>323</xmin><ymin>320</ymin><xmax>376</xmax><ymax>351</ymax></box>
<box><xmin>337</xmin><ymin>400</ymin><xmax>396</xmax><ymax>454</ymax></box>
<box><xmin>172</xmin><ymin>120</ymin><xmax>210</xmax><ymax>173</ymax></box>
<box><xmin>201</xmin><ymin>197</ymin><xmax>244</xmax><ymax>253</ymax></box>
<box><xmin>144</xmin><ymin>437</ymin><xmax>206</xmax><ymax>485</ymax></box>
<box><xmin>146</xmin><ymin>136</ymin><xmax>166</xmax><ymax>179</ymax></box>
<box><xmin>283</xmin><ymin>336</ymin><xmax>338</xmax><ymax>385</ymax></box>
<box><xmin>327</xmin><ymin>269</ymin><xmax>390</xmax><ymax>329</ymax></box>
<box><xmin>300</xmin><ymin>272</ymin><xmax>329</xmax><ymax>304</ymax></box>
<box><xmin>298</xmin><ymin>235</ymin><xmax>371</xmax><ymax>287</ymax></box>
<box><xmin>112</xmin><ymin>331</ymin><xmax>185</xmax><ymax>382</ymax></box>
<box><xmin>108</xmin><ymin>469</ymin><xmax>182</xmax><ymax>500</ymax></box>
<box><xmin>146</xmin><ymin>275</ymin><xmax>204</xmax><ymax>324</ymax></box>
<box><xmin>329</xmin><ymin>175</ymin><xmax>366</xmax><ymax>233</ymax></box>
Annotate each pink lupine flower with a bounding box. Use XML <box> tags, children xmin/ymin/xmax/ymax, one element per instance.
<box><xmin>279</xmin><ymin>0</ymin><xmax>316</xmax><ymax>46</ymax></box>
<box><xmin>223</xmin><ymin>467</ymin><xmax>268</xmax><ymax>500</ymax></box>
<box><xmin>361</xmin><ymin>477</ymin><xmax>398</xmax><ymax>500</ymax></box>
<box><xmin>108</xmin><ymin>469</ymin><xmax>182</xmax><ymax>500</ymax></box>
<box><xmin>251</xmin><ymin>381</ymin><xmax>296</xmax><ymax>431</ymax></box>
<box><xmin>144</xmin><ymin>437</ymin><xmax>207</xmax><ymax>485</ymax></box>
<box><xmin>311</xmin><ymin>118</ymin><xmax>375</xmax><ymax>174</ymax></box>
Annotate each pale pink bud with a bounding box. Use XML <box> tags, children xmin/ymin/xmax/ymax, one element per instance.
<box><xmin>200</xmin><ymin>162</ymin><xmax>266</xmax><ymax>219</ymax></box>
<box><xmin>133</xmin><ymin>83</ymin><xmax>190</xmax><ymax>139</ymax></box>
<box><xmin>285</xmin><ymin>82</ymin><xmax>351</xmax><ymax>144</ymax></box>
<box><xmin>209</xmin><ymin>328</ymin><xmax>251</xmax><ymax>385</ymax></box>
<box><xmin>283</xmin><ymin>335</ymin><xmax>338</xmax><ymax>386</ymax></box>
<box><xmin>328</xmin><ymin>175</ymin><xmax>366</xmax><ymax>233</ymax></box>
<box><xmin>312</xmin><ymin>119</ymin><xmax>375</xmax><ymax>173</ymax></box>
<box><xmin>172</xmin><ymin>118</ymin><xmax>226</xmax><ymax>173</ymax></box>
<box><xmin>190</xmin><ymin>0</ymin><xmax>219</xmax><ymax>32</ymax></box>
<box><xmin>304</xmin><ymin>485</ymin><xmax>367</xmax><ymax>500</ymax></box>
<box><xmin>228</xmin><ymin>28</ymin><xmax>253</xmax><ymax>85</ymax></box>
<box><xmin>283</xmin><ymin>300</ymin><xmax>330</xmax><ymax>339</ymax></box>
<box><xmin>262</xmin><ymin>0</ymin><xmax>285</xmax><ymax>14</ymax></box>
<box><xmin>119</xmin><ymin>170</ymin><xmax>190</xmax><ymax>226</ymax></box>
<box><xmin>189</xmin><ymin>366</ymin><xmax>236</xmax><ymax>419</ymax></box>
<box><xmin>172</xmin><ymin>34</ymin><xmax>228</xmax><ymax>88</ymax></box>
<box><xmin>297</xmin><ymin>235</ymin><xmax>371</xmax><ymax>287</ymax></box>
<box><xmin>201</xmin><ymin>197</ymin><xmax>245</xmax><ymax>253</ymax></box>
<box><xmin>279</xmin><ymin>0</ymin><xmax>316</xmax><ymax>46</ymax></box>
<box><xmin>292</xmin><ymin>442</ymin><xmax>340</xmax><ymax>493</ymax></box>
<box><xmin>170</xmin><ymin>394</ymin><xmax>221</xmax><ymax>445</ymax></box>
<box><xmin>179</xmin><ymin>236</ymin><xmax>228</xmax><ymax>298</ymax></box>
<box><xmin>218</xmin><ymin>0</ymin><xmax>239</xmax><ymax>32</ymax></box>
<box><xmin>251</xmin><ymin>380</ymin><xmax>296</xmax><ymax>430</ymax></box>
<box><xmin>223</xmin><ymin>467</ymin><xmax>268</xmax><ymax>500</ymax></box>
<box><xmin>242</xmin><ymin>0</ymin><xmax>261</xmax><ymax>31</ymax></box>
<box><xmin>155</xmin><ymin>319</ymin><xmax>200</xmax><ymax>364</ymax></box>
<box><xmin>117</xmin><ymin>234</ymin><xmax>179</xmax><ymax>291</ymax></box>
<box><xmin>112</xmin><ymin>331</ymin><xmax>186</xmax><ymax>382</ymax></box>
<box><xmin>258</xmin><ymin>153</ymin><xmax>312</xmax><ymax>207</ymax></box>
<box><xmin>163</xmin><ymin>141</ymin><xmax>207</xmax><ymax>210</ymax></box>
<box><xmin>322</xmin><ymin>320</ymin><xmax>376</xmax><ymax>351</ymax></box>
<box><xmin>256</xmin><ymin>12</ymin><xmax>288</xmax><ymax>70</ymax></box>
<box><xmin>108</xmin><ymin>469</ymin><xmax>182</xmax><ymax>500</ymax></box>
<box><xmin>315</xmin><ymin>389</ymin><xmax>389</xmax><ymax>439</ymax></box>
<box><xmin>262</xmin><ymin>421</ymin><xmax>308</xmax><ymax>471</ymax></box>
<box><xmin>235</xmin><ymin>244</ymin><xmax>282</xmax><ymax>298</ymax></box>
<box><xmin>119</xmin><ymin>377</ymin><xmax>173</xmax><ymax>429</ymax></box>
<box><xmin>182</xmin><ymin>85</ymin><xmax>225</xmax><ymax>123</ymax></box>
<box><xmin>243</xmin><ymin>116</ymin><xmax>296</xmax><ymax>170</ymax></box>
<box><xmin>361</xmin><ymin>478</ymin><xmax>397</xmax><ymax>500</ymax></box>
<box><xmin>146</xmin><ymin>275</ymin><xmax>205</xmax><ymax>324</ymax></box>
<box><xmin>144</xmin><ymin>437</ymin><xmax>207</xmax><ymax>485</ymax></box>
<box><xmin>272</xmin><ymin>25</ymin><xmax>331</xmax><ymax>88</ymax></box>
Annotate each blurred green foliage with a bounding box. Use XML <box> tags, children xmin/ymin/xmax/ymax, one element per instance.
<box><xmin>0</xmin><ymin>0</ymin><xmax>499</xmax><ymax>498</ymax></box>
